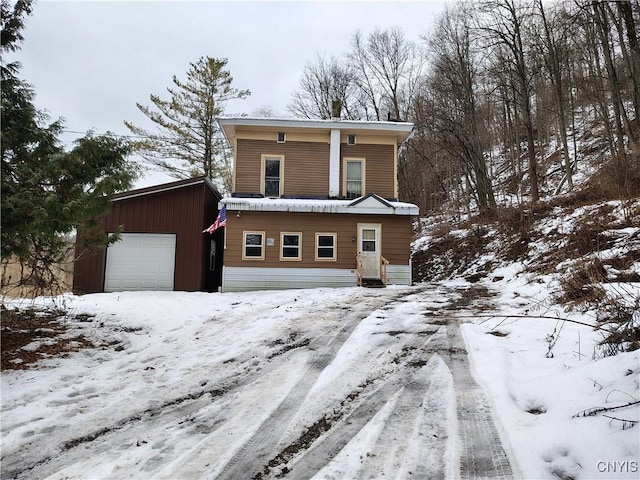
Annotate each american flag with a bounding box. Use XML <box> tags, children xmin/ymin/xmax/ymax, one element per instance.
<box><xmin>203</xmin><ymin>205</ymin><xmax>227</xmax><ymax>234</ymax></box>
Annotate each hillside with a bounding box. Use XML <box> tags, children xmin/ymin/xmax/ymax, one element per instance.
<box><xmin>411</xmin><ymin>114</ymin><xmax>640</xmax><ymax>356</ymax></box>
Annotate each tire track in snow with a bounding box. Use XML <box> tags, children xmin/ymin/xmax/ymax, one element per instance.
<box><xmin>422</xmin><ymin>284</ymin><xmax>514</xmax><ymax>479</ymax></box>
<box><xmin>213</xmin><ymin>291</ymin><xmax>417</xmax><ymax>480</ymax></box>
<box><xmin>2</xmin><ymin>288</ymin><xmax>423</xmax><ymax>480</ymax></box>
<box><xmin>275</xmin><ymin>332</ymin><xmax>445</xmax><ymax>479</ymax></box>
<box><xmin>3</xmin><ymin>295</ymin><xmax>370</xmax><ymax>480</ymax></box>
<box><xmin>355</xmin><ymin>355</ymin><xmax>455</xmax><ymax>480</ymax></box>
<box><xmin>443</xmin><ymin>320</ymin><xmax>513</xmax><ymax>479</ymax></box>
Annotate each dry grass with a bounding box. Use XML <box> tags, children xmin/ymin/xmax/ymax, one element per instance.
<box><xmin>1</xmin><ymin>256</ymin><xmax>74</xmax><ymax>298</ymax></box>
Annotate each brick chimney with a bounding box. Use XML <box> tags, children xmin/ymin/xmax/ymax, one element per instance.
<box><xmin>331</xmin><ymin>100</ymin><xmax>342</xmax><ymax>120</ymax></box>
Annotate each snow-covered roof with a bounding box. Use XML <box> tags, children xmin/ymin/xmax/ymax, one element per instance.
<box><xmin>221</xmin><ymin>194</ymin><xmax>419</xmax><ymax>216</ymax></box>
<box><xmin>217</xmin><ymin>116</ymin><xmax>414</xmax><ymax>145</ymax></box>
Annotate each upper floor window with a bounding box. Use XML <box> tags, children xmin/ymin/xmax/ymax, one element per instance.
<box><xmin>262</xmin><ymin>154</ymin><xmax>284</xmax><ymax>198</ymax></box>
<box><xmin>277</xmin><ymin>132</ymin><xmax>286</xmax><ymax>143</ymax></box>
<box><xmin>344</xmin><ymin>158</ymin><xmax>365</xmax><ymax>199</ymax></box>
<box><xmin>347</xmin><ymin>134</ymin><xmax>356</xmax><ymax>145</ymax></box>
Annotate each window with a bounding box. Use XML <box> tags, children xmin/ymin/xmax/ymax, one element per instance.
<box><xmin>280</xmin><ymin>233</ymin><xmax>302</xmax><ymax>261</ymax></box>
<box><xmin>209</xmin><ymin>240</ymin><xmax>217</xmax><ymax>271</ymax></box>
<box><xmin>243</xmin><ymin>232</ymin><xmax>264</xmax><ymax>260</ymax></box>
<box><xmin>262</xmin><ymin>155</ymin><xmax>284</xmax><ymax>198</ymax></box>
<box><xmin>277</xmin><ymin>132</ymin><xmax>286</xmax><ymax>143</ymax></box>
<box><xmin>316</xmin><ymin>233</ymin><xmax>337</xmax><ymax>261</ymax></box>
<box><xmin>344</xmin><ymin>158</ymin><xmax>365</xmax><ymax>199</ymax></box>
<box><xmin>361</xmin><ymin>228</ymin><xmax>377</xmax><ymax>252</ymax></box>
<box><xmin>347</xmin><ymin>134</ymin><xmax>356</xmax><ymax>145</ymax></box>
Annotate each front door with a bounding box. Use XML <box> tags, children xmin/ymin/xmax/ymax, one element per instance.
<box><xmin>358</xmin><ymin>224</ymin><xmax>381</xmax><ymax>279</ymax></box>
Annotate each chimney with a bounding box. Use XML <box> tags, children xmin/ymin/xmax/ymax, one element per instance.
<box><xmin>331</xmin><ymin>100</ymin><xmax>342</xmax><ymax>120</ymax></box>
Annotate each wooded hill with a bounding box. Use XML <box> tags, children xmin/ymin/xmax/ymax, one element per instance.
<box><xmin>289</xmin><ymin>0</ymin><xmax>640</xmax><ymax>352</ymax></box>
<box><xmin>289</xmin><ymin>0</ymin><xmax>638</xmax><ymax>215</ymax></box>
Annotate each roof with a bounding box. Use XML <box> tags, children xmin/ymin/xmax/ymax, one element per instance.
<box><xmin>221</xmin><ymin>193</ymin><xmax>419</xmax><ymax>216</ymax></box>
<box><xmin>113</xmin><ymin>176</ymin><xmax>222</xmax><ymax>202</ymax></box>
<box><xmin>217</xmin><ymin>116</ymin><xmax>414</xmax><ymax>145</ymax></box>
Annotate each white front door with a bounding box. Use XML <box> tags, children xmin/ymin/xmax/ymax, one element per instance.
<box><xmin>358</xmin><ymin>224</ymin><xmax>381</xmax><ymax>279</ymax></box>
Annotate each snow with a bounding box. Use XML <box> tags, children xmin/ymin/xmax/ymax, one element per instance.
<box><xmin>462</xmin><ymin>273</ymin><xmax>639</xmax><ymax>480</ymax></box>
<box><xmin>2</xmin><ymin>279</ymin><xmax>638</xmax><ymax>479</ymax></box>
<box><xmin>222</xmin><ymin>195</ymin><xmax>419</xmax><ymax>215</ymax></box>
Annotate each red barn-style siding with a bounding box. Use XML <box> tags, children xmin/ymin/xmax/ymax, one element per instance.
<box><xmin>73</xmin><ymin>177</ymin><xmax>221</xmax><ymax>293</ymax></box>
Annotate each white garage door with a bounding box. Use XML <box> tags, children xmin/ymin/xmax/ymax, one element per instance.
<box><xmin>104</xmin><ymin>233</ymin><xmax>176</xmax><ymax>292</ymax></box>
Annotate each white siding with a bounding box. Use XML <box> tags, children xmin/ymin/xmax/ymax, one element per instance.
<box><xmin>221</xmin><ymin>264</ymin><xmax>412</xmax><ymax>292</ymax></box>
<box><xmin>387</xmin><ymin>264</ymin><xmax>412</xmax><ymax>285</ymax></box>
<box><xmin>222</xmin><ymin>267</ymin><xmax>357</xmax><ymax>292</ymax></box>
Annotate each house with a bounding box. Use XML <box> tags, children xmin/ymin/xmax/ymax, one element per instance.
<box><xmin>216</xmin><ymin>115</ymin><xmax>419</xmax><ymax>292</ymax></box>
<box><xmin>73</xmin><ymin>176</ymin><xmax>223</xmax><ymax>293</ymax></box>
<box><xmin>73</xmin><ymin>116</ymin><xmax>418</xmax><ymax>294</ymax></box>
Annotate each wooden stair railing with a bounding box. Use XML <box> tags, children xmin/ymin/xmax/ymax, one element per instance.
<box><xmin>381</xmin><ymin>255</ymin><xmax>390</xmax><ymax>286</ymax></box>
<box><xmin>356</xmin><ymin>253</ymin><xmax>389</xmax><ymax>287</ymax></box>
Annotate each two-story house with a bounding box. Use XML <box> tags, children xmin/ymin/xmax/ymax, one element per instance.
<box><xmin>216</xmin><ymin>116</ymin><xmax>419</xmax><ymax>292</ymax></box>
<box><xmin>72</xmin><ymin>116</ymin><xmax>418</xmax><ymax>294</ymax></box>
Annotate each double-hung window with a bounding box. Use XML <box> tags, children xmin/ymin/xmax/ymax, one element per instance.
<box><xmin>344</xmin><ymin>158</ymin><xmax>365</xmax><ymax>199</ymax></box>
<box><xmin>315</xmin><ymin>233</ymin><xmax>337</xmax><ymax>261</ymax></box>
<box><xmin>243</xmin><ymin>232</ymin><xmax>265</xmax><ymax>260</ymax></box>
<box><xmin>262</xmin><ymin>155</ymin><xmax>284</xmax><ymax>198</ymax></box>
<box><xmin>280</xmin><ymin>233</ymin><xmax>302</xmax><ymax>261</ymax></box>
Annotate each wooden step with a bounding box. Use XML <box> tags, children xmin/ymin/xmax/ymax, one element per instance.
<box><xmin>361</xmin><ymin>278</ymin><xmax>386</xmax><ymax>288</ymax></box>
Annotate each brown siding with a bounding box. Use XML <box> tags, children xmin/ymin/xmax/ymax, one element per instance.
<box><xmin>341</xmin><ymin>144</ymin><xmax>395</xmax><ymax>199</ymax></box>
<box><xmin>235</xmin><ymin>139</ymin><xmax>330</xmax><ymax>196</ymax></box>
<box><xmin>74</xmin><ymin>181</ymin><xmax>220</xmax><ymax>293</ymax></box>
<box><xmin>224</xmin><ymin>211</ymin><xmax>411</xmax><ymax>269</ymax></box>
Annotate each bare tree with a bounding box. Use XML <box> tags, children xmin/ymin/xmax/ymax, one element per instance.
<box><xmin>423</xmin><ymin>4</ymin><xmax>496</xmax><ymax>212</ymax></box>
<box><xmin>349</xmin><ymin>27</ymin><xmax>425</xmax><ymax>121</ymax></box>
<box><xmin>288</xmin><ymin>53</ymin><xmax>361</xmax><ymax>119</ymax></box>
<box><xmin>534</xmin><ymin>0</ymin><xmax>575</xmax><ymax>190</ymax></box>
<box><xmin>479</xmin><ymin>0</ymin><xmax>541</xmax><ymax>203</ymax></box>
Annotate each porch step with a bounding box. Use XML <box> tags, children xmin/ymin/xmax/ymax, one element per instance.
<box><xmin>361</xmin><ymin>278</ymin><xmax>386</xmax><ymax>288</ymax></box>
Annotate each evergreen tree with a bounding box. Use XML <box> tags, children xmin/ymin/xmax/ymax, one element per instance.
<box><xmin>124</xmin><ymin>57</ymin><xmax>250</xmax><ymax>192</ymax></box>
<box><xmin>1</xmin><ymin>0</ymin><xmax>137</xmax><ymax>294</ymax></box>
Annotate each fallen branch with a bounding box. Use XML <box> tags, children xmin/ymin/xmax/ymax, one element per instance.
<box><xmin>602</xmin><ymin>415</ymin><xmax>638</xmax><ymax>429</ymax></box>
<box><xmin>572</xmin><ymin>400</ymin><xmax>640</xmax><ymax>418</ymax></box>
<box><xmin>471</xmin><ymin>314</ymin><xmax>617</xmax><ymax>334</ymax></box>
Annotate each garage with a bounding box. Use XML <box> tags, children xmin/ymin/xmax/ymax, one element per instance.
<box><xmin>74</xmin><ymin>177</ymin><xmax>223</xmax><ymax>294</ymax></box>
<box><xmin>104</xmin><ymin>233</ymin><xmax>176</xmax><ymax>292</ymax></box>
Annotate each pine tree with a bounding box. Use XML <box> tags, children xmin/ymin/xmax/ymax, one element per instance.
<box><xmin>1</xmin><ymin>0</ymin><xmax>137</xmax><ymax>294</ymax></box>
<box><xmin>125</xmin><ymin>57</ymin><xmax>250</xmax><ymax>192</ymax></box>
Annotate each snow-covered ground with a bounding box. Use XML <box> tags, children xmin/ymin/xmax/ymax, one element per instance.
<box><xmin>464</xmin><ymin>270</ymin><xmax>639</xmax><ymax>480</ymax></box>
<box><xmin>1</xmin><ymin>278</ymin><xmax>638</xmax><ymax>479</ymax></box>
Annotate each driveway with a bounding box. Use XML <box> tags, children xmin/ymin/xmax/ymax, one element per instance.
<box><xmin>1</xmin><ymin>285</ymin><xmax>515</xmax><ymax>479</ymax></box>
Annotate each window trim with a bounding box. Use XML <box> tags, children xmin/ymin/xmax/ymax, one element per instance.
<box><xmin>315</xmin><ymin>233</ymin><xmax>337</xmax><ymax>262</ymax></box>
<box><xmin>242</xmin><ymin>231</ymin><xmax>265</xmax><ymax>260</ymax></box>
<box><xmin>261</xmin><ymin>154</ymin><xmax>285</xmax><ymax>198</ymax></box>
<box><xmin>280</xmin><ymin>232</ymin><xmax>302</xmax><ymax>261</ymax></box>
<box><xmin>343</xmin><ymin>157</ymin><xmax>366</xmax><ymax>199</ymax></box>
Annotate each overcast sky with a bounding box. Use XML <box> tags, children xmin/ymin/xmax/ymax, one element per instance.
<box><xmin>16</xmin><ymin>0</ymin><xmax>448</xmax><ymax>186</ymax></box>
